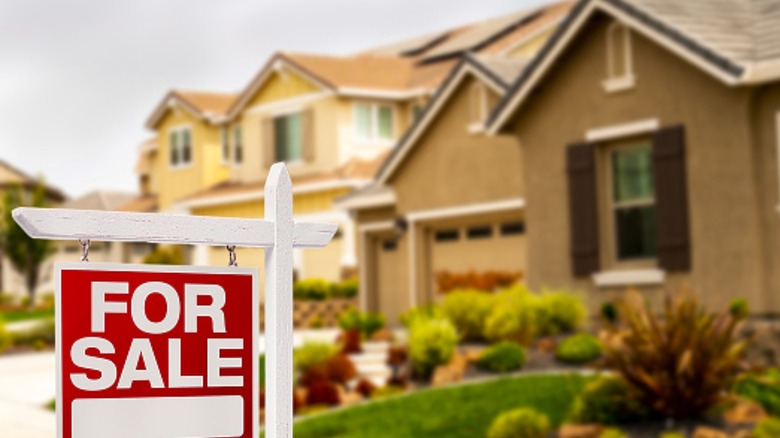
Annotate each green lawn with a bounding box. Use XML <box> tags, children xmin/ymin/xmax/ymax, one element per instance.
<box><xmin>276</xmin><ymin>372</ymin><xmax>592</xmax><ymax>438</ymax></box>
<box><xmin>0</xmin><ymin>307</ymin><xmax>54</xmax><ymax>323</ymax></box>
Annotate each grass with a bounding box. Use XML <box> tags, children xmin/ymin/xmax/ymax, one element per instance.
<box><xmin>0</xmin><ymin>307</ymin><xmax>54</xmax><ymax>323</ymax></box>
<box><xmin>273</xmin><ymin>372</ymin><xmax>592</xmax><ymax>438</ymax></box>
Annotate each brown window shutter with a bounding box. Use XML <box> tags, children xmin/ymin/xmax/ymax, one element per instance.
<box><xmin>301</xmin><ymin>109</ymin><xmax>315</xmax><ymax>162</ymax></box>
<box><xmin>652</xmin><ymin>125</ymin><xmax>691</xmax><ymax>271</ymax></box>
<box><xmin>262</xmin><ymin>117</ymin><xmax>275</xmax><ymax>168</ymax></box>
<box><xmin>567</xmin><ymin>142</ymin><xmax>600</xmax><ymax>276</ymax></box>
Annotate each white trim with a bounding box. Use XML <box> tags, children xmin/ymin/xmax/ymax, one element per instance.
<box><xmin>498</xmin><ymin>16</ymin><xmax>564</xmax><ymax>57</ymax></box>
<box><xmin>358</xmin><ymin>220</ymin><xmax>395</xmax><ymax>233</ymax></box>
<box><xmin>378</xmin><ymin>62</ymin><xmax>508</xmax><ymax>184</ymax></box>
<box><xmin>294</xmin><ymin>210</ymin><xmax>349</xmax><ymax>223</ymax></box>
<box><xmin>358</xmin><ymin>220</ymin><xmax>395</xmax><ymax>312</ymax></box>
<box><xmin>406</xmin><ymin>198</ymin><xmax>525</xmax><ymax>222</ymax></box>
<box><xmin>603</xmin><ymin>21</ymin><xmax>635</xmax><ymax>93</ymax></box>
<box><xmin>743</xmin><ymin>59</ymin><xmax>780</xmax><ymax>84</ymax></box>
<box><xmin>488</xmin><ymin>0</ymin><xmax>743</xmax><ymax>135</ymax></box>
<box><xmin>245</xmin><ymin>91</ymin><xmax>333</xmax><ymax>116</ymax></box>
<box><xmin>336</xmin><ymin>188</ymin><xmax>396</xmax><ymax>211</ymax></box>
<box><xmin>353</xmin><ymin>101</ymin><xmax>397</xmax><ymax>145</ymax></box>
<box><xmin>167</xmin><ymin>124</ymin><xmax>194</xmax><ymax>170</ymax></box>
<box><xmin>585</xmin><ymin>118</ymin><xmax>659</xmax><ymax>142</ymax></box>
<box><xmin>338</xmin><ymin>87</ymin><xmax>429</xmax><ymax>100</ymax></box>
<box><xmin>592</xmin><ymin>268</ymin><xmax>666</xmax><ymax>287</ymax></box>
<box><xmin>175</xmin><ymin>179</ymin><xmax>367</xmax><ymax>211</ymax></box>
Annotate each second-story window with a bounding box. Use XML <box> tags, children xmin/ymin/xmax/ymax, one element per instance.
<box><xmin>274</xmin><ymin>112</ymin><xmax>302</xmax><ymax>162</ymax></box>
<box><xmin>169</xmin><ymin>126</ymin><xmax>192</xmax><ymax>168</ymax></box>
<box><xmin>221</xmin><ymin>126</ymin><xmax>230</xmax><ymax>164</ymax></box>
<box><xmin>234</xmin><ymin>125</ymin><xmax>243</xmax><ymax>164</ymax></box>
<box><xmin>354</xmin><ymin>102</ymin><xmax>394</xmax><ymax>143</ymax></box>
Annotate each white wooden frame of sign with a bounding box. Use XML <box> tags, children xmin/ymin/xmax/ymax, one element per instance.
<box><xmin>12</xmin><ymin>163</ymin><xmax>335</xmax><ymax>438</ymax></box>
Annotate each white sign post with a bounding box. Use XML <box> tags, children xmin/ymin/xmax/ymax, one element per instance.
<box><xmin>13</xmin><ymin>163</ymin><xmax>335</xmax><ymax>438</ymax></box>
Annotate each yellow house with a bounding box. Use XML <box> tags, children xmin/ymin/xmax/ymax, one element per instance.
<box><xmin>127</xmin><ymin>1</ymin><xmax>574</xmax><ymax>287</ymax></box>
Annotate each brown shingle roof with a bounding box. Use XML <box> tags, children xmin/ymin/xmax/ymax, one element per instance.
<box><xmin>283</xmin><ymin>53</ymin><xmax>420</xmax><ymax>91</ymax></box>
<box><xmin>173</xmin><ymin>90</ymin><xmax>238</xmax><ymax>117</ymax></box>
<box><xmin>117</xmin><ymin>195</ymin><xmax>158</xmax><ymax>213</ymax></box>
<box><xmin>60</xmin><ymin>190</ymin><xmax>136</xmax><ymax>211</ymax></box>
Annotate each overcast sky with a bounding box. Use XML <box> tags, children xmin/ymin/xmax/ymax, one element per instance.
<box><xmin>0</xmin><ymin>0</ymin><xmax>545</xmax><ymax>198</ymax></box>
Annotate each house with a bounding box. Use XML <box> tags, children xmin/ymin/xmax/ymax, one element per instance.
<box><xmin>0</xmin><ymin>159</ymin><xmax>66</xmax><ymax>298</ymax></box>
<box><xmin>128</xmin><ymin>1</ymin><xmax>574</xmax><ymax>287</ymax></box>
<box><xmin>485</xmin><ymin>0</ymin><xmax>780</xmax><ymax>313</ymax></box>
<box><xmin>337</xmin><ymin>54</ymin><xmax>529</xmax><ymax>324</ymax></box>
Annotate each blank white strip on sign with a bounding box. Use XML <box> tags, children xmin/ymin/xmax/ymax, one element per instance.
<box><xmin>71</xmin><ymin>395</ymin><xmax>243</xmax><ymax>438</ymax></box>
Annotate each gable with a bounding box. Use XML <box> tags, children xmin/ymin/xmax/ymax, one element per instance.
<box><xmin>0</xmin><ymin>161</ymin><xmax>30</xmax><ymax>184</ymax></box>
<box><xmin>244</xmin><ymin>68</ymin><xmax>323</xmax><ymax>110</ymax></box>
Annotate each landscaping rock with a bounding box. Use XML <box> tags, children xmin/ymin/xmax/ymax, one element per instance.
<box><xmin>724</xmin><ymin>399</ymin><xmax>767</xmax><ymax>425</ymax></box>
<box><xmin>692</xmin><ymin>426</ymin><xmax>730</xmax><ymax>438</ymax></box>
<box><xmin>431</xmin><ymin>353</ymin><xmax>468</xmax><ymax>387</ymax></box>
<box><xmin>557</xmin><ymin>423</ymin><xmax>604</xmax><ymax>438</ymax></box>
<box><xmin>340</xmin><ymin>390</ymin><xmax>363</xmax><ymax>406</ymax></box>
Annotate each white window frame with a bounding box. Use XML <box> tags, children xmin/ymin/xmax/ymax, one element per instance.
<box><xmin>468</xmin><ymin>82</ymin><xmax>488</xmax><ymax>134</ymax></box>
<box><xmin>353</xmin><ymin>102</ymin><xmax>396</xmax><ymax>145</ymax></box>
<box><xmin>220</xmin><ymin>125</ymin><xmax>230</xmax><ymax>165</ymax></box>
<box><xmin>168</xmin><ymin>124</ymin><xmax>193</xmax><ymax>170</ymax></box>
<box><xmin>603</xmin><ymin>22</ymin><xmax>636</xmax><ymax>93</ymax></box>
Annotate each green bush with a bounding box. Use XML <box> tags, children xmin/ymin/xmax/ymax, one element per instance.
<box><xmin>408</xmin><ymin>317</ymin><xmax>458</xmax><ymax>378</ymax></box>
<box><xmin>400</xmin><ymin>304</ymin><xmax>442</xmax><ymax>328</ymax></box>
<box><xmin>754</xmin><ymin>417</ymin><xmax>780</xmax><ymax>438</ymax></box>
<box><xmin>12</xmin><ymin>318</ymin><xmax>55</xmax><ymax>347</ymax></box>
<box><xmin>729</xmin><ymin>297</ymin><xmax>750</xmax><ymax>319</ymax></box>
<box><xmin>371</xmin><ymin>385</ymin><xmax>406</xmax><ymax>400</ymax></box>
<box><xmin>537</xmin><ymin>291</ymin><xmax>587</xmax><ymax>335</ymax></box>
<box><xmin>555</xmin><ymin>333</ymin><xmax>602</xmax><ymax>364</ymax></box>
<box><xmin>477</xmin><ymin>341</ymin><xmax>526</xmax><ymax>373</ymax></box>
<box><xmin>0</xmin><ymin>320</ymin><xmax>12</xmax><ymax>353</ymax></box>
<box><xmin>569</xmin><ymin>376</ymin><xmax>648</xmax><ymax>425</ymax></box>
<box><xmin>734</xmin><ymin>369</ymin><xmax>780</xmax><ymax>416</ymax></box>
<box><xmin>486</xmin><ymin>407</ymin><xmax>551</xmax><ymax>438</ymax></box>
<box><xmin>293</xmin><ymin>279</ymin><xmax>331</xmax><ymax>301</ymax></box>
<box><xmin>331</xmin><ymin>279</ymin><xmax>358</xmax><ymax>299</ymax></box>
<box><xmin>441</xmin><ymin>289</ymin><xmax>494</xmax><ymax>341</ymax></box>
<box><xmin>337</xmin><ymin>308</ymin><xmax>385</xmax><ymax>338</ymax></box>
<box><xmin>484</xmin><ymin>286</ymin><xmax>538</xmax><ymax>345</ymax></box>
<box><xmin>294</xmin><ymin>342</ymin><xmax>337</xmax><ymax>373</ymax></box>
<box><xmin>142</xmin><ymin>246</ymin><xmax>184</xmax><ymax>265</ymax></box>
<box><xmin>599</xmin><ymin>428</ymin><xmax>628</xmax><ymax>438</ymax></box>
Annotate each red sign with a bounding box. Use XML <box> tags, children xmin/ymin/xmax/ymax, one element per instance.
<box><xmin>56</xmin><ymin>263</ymin><xmax>259</xmax><ymax>438</ymax></box>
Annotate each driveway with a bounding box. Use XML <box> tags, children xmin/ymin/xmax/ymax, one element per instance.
<box><xmin>0</xmin><ymin>351</ymin><xmax>56</xmax><ymax>438</ymax></box>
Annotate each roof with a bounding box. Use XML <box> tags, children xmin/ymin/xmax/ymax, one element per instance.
<box><xmin>488</xmin><ymin>0</ymin><xmax>780</xmax><ymax>132</ymax></box>
<box><xmin>60</xmin><ymin>190</ymin><xmax>136</xmax><ymax>211</ymax></box>
<box><xmin>373</xmin><ymin>53</ymin><xmax>519</xmax><ymax>187</ymax></box>
<box><xmin>146</xmin><ymin>90</ymin><xmax>238</xmax><ymax>129</ymax></box>
<box><xmin>117</xmin><ymin>194</ymin><xmax>158</xmax><ymax>213</ymax></box>
<box><xmin>284</xmin><ymin>53</ymin><xmax>421</xmax><ymax>91</ymax></box>
<box><xmin>176</xmin><ymin>152</ymin><xmax>389</xmax><ymax>209</ymax></box>
<box><xmin>0</xmin><ymin>159</ymin><xmax>67</xmax><ymax>202</ymax></box>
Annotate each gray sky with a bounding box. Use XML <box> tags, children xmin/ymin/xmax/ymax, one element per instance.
<box><xmin>0</xmin><ymin>0</ymin><xmax>545</xmax><ymax>198</ymax></box>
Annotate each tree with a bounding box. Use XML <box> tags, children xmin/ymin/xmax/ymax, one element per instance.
<box><xmin>0</xmin><ymin>183</ymin><xmax>53</xmax><ymax>308</ymax></box>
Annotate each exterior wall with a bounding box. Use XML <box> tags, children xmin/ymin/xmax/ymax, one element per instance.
<box><xmin>155</xmin><ymin>108</ymin><xmax>230</xmax><ymax>210</ymax></box>
<box><xmin>389</xmin><ymin>76</ymin><xmax>523</xmax><ymax>213</ymax></box>
<box><xmin>507</xmin><ymin>14</ymin><xmax>767</xmax><ymax>312</ymax></box>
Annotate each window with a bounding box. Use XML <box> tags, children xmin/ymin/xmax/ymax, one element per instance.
<box><xmin>381</xmin><ymin>240</ymin><xmax>397</xmax><ymax>251</ymax></box>
<box><xmin>467</xmin><ymin>225</ymin><xmax>493</xmax><ymax>239</ymax></box>
<box><xmin>609</xmin><ymin>144</ymin><xmax>656</xmax><ymax>260</ymax></box>
<box><xmin>434</xmin><ymin>229</ymin><xmax>459</xmax><ymax>243</ymax></box>
<box><xmin>274</xmin><ymin>112</ymin><xmax>303</xmax><ymax>162</ymax></box>
<box><xmin>169</xmin><ymin>126</ymin><xmax>192</xmax><ymax>168</ymax></box>
<box><xmin>354</xmin><ymin>103</ymin><xmax>394</xmax><ymax>143</ymax></box>
<box><xmin>603</xmin><ymin>22</ymin><xmax>635</xmax><ymax>92</ymax></box>
<box><xmin>234</xmin><ymin>125</ymin><xmax>243</xmax><ymax>164</ymax></box>
<box><xmin>468</xmin><ymin>82</ymin><xmax>488</xmax><ymax>133</ymax></box>
<box><xmin>221</xmin><ymin>126</ymin><xmax>230</xmax><ymax>164</ymax></box>
<box><xmin>500</xmin><ymin>222</ymin><xmax>525</xmax><ymax>236</ymax></box>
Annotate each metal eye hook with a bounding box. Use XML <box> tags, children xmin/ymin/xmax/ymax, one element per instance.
<box><xmin>227</xmin><ymin>245</ymin><xmax>238</xmax><ymax>267</ymax></box>
<box><xmin>79</xmin><ymin>239</ymin><xmax>90</xmax><ymax>262</ymax></box>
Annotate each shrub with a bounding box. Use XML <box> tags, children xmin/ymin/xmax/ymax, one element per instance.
<box><xmin>729</xmin><ymin>297</ymin><xmax>749</xmax><ymax>319</ymax></box>
<box><xmin>306</xmin><ymin>380</ymin><xmax>340</xmax><ymax>406</ymax></box>
<box><xmin>555</xmin><ymin>333</ymin><xmax>602</xmax><ymax>364</ymax></box>
<box><xmin>602</xmin><ymin>290</ymin><xmax>747</xmax><ymax>419</ymax></box>
<box><xmin>331</xmin><ymin>279</ymin><xmax>358</xmax><ymax>299</ymax></box>
<box><xmin>408</xmin><ymin>317</ymin><xmax>458</xmax><ymax>379</ymax></box>
<box><xmin>658</xmin><ymin>433</ymin><xmax>684</xmax><ymax>438</ymax></box>
<box><xmin>441</xmin><ymin>289</ymin><xmax>494</xmax><ymax>341</ymax></box>
<box><xmin>362</xmin><ymin>313</ymin><xmax>386</xmax><ymax>338</ymax></box>
<box><xmin>308</xmin><ymin>316</ymin><xmax>324</xmax><ymax>329</ymax></box>
<box><xmin>754</xmin><ymin>417</ymin><xmax>780</xmax><ymax>438</ymax></box>
<box><xmin>0</xmin><ymin>320</ymin><xmax>11</xmax><ymax>354</ymax></box>
<box><xmin>484</xmin><ymin>286</ymin><xmax>538</xmax><ymax>345</ymax></box>
<box><xmin>486</xmin><ymin>408</ymin><xmax>550</xmax><ymax>438</ymax></box>
<box><xmin>356</xmin><ymin>378</ymin><xmax>377</xmax><ymax>398</ymax></box>
<box><xmin>294</xmin><ymin>342</ymin><xmax>337</xmax><ymax>373</ymax></box>
<box><xmin>399</xmin><ymin>304</ymin><xmax>442</xmax><ymax>328</ymax></box>
<box><xmin>436</xmin><ymin>270</ymin><xmax>522</xmax><ymax>294</ymax></box>
<box><xmin>142</xmin><ymin>246</ymin><xmax>184</xmax><ymax>265</ymax></box>
<box><xmin>338</xmin><ymin>308</ymin><xmax>386</xmax><ymax>339</ymax></box>
<box><xmin>477</xmin><ymin>341</ymin><xmax>526</xmax><ymax>373</ymax></box>
<box><xmin>599</xmin><ymin>428</ymin><xmax>627</xmax><ymax>438</ymax></box>
<box><xmin>325</xmin><ymin>354</ymin><xmax>357</xmax><ymax>384</ymax></box>
<box><xmin>293</xmin><ymin>279</ymin><xmax>331</xmax><ymax>301</ymax></box>
<box><xmin>537</xmin><ymin>291</ymin><xmax>587</xmax><ymax>335</ymax></box>
<box><xmin>371</xmin><ymin>385</ymin><xmax>405</xmax><ymax>400</ymax></box>
<box><xmin>600</xmin><ymin>302</ymin><xmax>618</xmax><ymax>324</ymax></box>
<box><xmin>569</xmin><ymin>376</ymin><xmax>648</xmax><ymax>425</ymax></box>
<box><xmin>734</xmin><ymin>369</ymin><xmax>780</xmax><ymax>416</ymax></box>
<box><xmin>12</xmin><ymin>318</ymin><xmax>55</xmax><ymax>347</ymax></box>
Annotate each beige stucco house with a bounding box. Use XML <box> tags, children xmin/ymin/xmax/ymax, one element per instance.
<box><xmin>486</xmin><ymin>0</ymin><xmax>780</xmax><ymax>313</ymax></box>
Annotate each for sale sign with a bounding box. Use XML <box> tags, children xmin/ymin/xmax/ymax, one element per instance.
<box><xmin>55</xmin><ymin>263</ymin><xmax>259</xmax><ymax>438</ymax></box>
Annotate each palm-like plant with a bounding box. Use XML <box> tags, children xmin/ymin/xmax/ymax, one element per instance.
<box><xmin>601</xmin><ymin>290</ymin><xmax>747</xmax><ymax>419</ymax></box>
